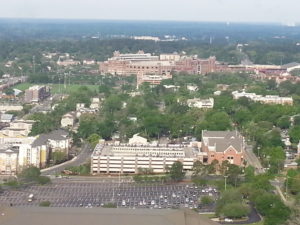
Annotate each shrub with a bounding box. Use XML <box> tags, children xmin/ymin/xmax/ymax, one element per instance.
<box><xmin>39</xmin><ymin>201</ymin><xmax>51</xmax><ymax>207</ymax></box>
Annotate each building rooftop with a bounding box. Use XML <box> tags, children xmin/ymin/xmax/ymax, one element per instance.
<box><xmin>202</xmin><ymin>130</ymin><xmax>244</xmax><ymax>153</ymax></box>
<box><xmin>0</xmin><ymin>207</ymin><xmax>218</xmax><ymax>225</ymax></box>
<box><xmin>32</xmin><ymin>129</ymin><xmax>69</xmax><ymax>147</ymax></box>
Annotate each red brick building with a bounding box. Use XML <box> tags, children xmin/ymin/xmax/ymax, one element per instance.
<box><xmin>201</xmin><ymin>131</ymin><xmax>245</xmax><ymax>166</ymax></box>
<box><xmin>99</xmin><ymin>51</ymin><xmax>216</xmax><ymax>76</ymax></box>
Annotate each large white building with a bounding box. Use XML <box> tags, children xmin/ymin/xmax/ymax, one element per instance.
<box><xmin>91</xmin><ymin>135</ymin><xmax>204</xmax><ymax>175</ymax></box>
<box><xmin>232</xmin><ymin>90</ymin><xmax>293</xmax><ymax>105</ymax></box>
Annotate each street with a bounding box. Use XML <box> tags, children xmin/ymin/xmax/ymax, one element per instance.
<box><xmin>41</xmin><ymin>144</ymin><xmax>92</xmax><ymax>176</ymax></box>
<box><xmin>244</xmin><ymin>145</ymin><xmax>264</xmax><ymax>174</ymax></box>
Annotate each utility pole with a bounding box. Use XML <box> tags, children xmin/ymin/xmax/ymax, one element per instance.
<box><xmin>224</xmin><ymin>176</ymin><xmax>228</xmax><ymax>191</ymax></box>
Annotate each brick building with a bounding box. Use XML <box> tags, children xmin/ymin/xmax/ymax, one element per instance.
<box><xmin>99</xmin><ymin>51</ymin><xmax>216</xmax><ymax>76</ymax></box>
<box><xmin>201</xmin><ymin>131</ymin><xmax>245</xmax><ymax>166</ymax></box>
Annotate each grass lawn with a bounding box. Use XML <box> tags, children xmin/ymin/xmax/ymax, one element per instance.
<box><xmin>13</xmin><ymin>83</ymin><xmax>99</xmax><ymax>94</ymax></box>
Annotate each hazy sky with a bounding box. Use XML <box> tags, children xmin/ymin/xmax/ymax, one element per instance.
<box><xmin>0</xmin><ymin>0</ymin><xmax>299</xmax><ymax>23</ymax></box>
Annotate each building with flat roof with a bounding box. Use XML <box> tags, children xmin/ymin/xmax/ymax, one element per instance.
<box><xmin>187</xmin><ymin>98</ymin><xmax>214</xmax><ymax>109</ymax></box>
<box><xmin>91</xmin><ymin>135</ymin><xmax>204</xmax><ymax>174</ymax></box>
<box><xmin>232</xmin><ymin>90</ymin><xmax>293</xmax><ymax>105</ymax></box>
<box><xmin>137</xmin><ymin>72</ymin><xmax>172</xmax><ymax>88</ymax></box>
<box><xmin>0</xmin><ymin>207</ymin><xmax>218</xmax><ymax>225</ymax></box>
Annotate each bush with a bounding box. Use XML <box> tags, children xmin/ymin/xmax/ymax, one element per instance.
<box><xmin>37</xmin><ymin>176</ymin><xmax>51</xmax><ymax>185</ymax></box>
<box><xmin>102</xmin><ymin>203</ymin><xmax>117</xmax><ymax>208</ymax></box>
<box><xmin>200</xmin><ymin>196</ymin><xmax>214</xmax><ymax>205</ymax></box>
<box><xmin>221</xmin><ymin>203</ymin><xmax>250</xmax><ymax>219</ymax></box>
<box><xmin>18</xmin><ymin>166</ymin><xmax>41</xmax><ymax>182</ymax></box>
<box><xmin>39</xmin><ymin>201</ymin><xmax>51</xmax><ymax>207</ymax></box>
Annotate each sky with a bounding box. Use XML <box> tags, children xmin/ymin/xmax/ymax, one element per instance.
<box><xmin>0</xmin><ymin>0</ymin><xmax>299</xmax><ymax>24</ymax></box>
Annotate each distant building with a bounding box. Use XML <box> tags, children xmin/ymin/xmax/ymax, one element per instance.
<box><xmin>136</xmin><ymin>72</ymin><xmax>172</xmax><ymax>88</ymax></box>
<box><xmin>133</xmin><ymin>36</ymin><xmax>160</xmax><ymax>42</ymax></box>
<box><xmin>187</xmin><ymin>98</ymin><xmax>214</xmax><ymax>109</ymax></box>
<box><xmin>0</xmin><ymin>114</ymin><xmax>14</xmax><ymax>123</ymax></box>
<box><xmin>90</xmin><ymin>98</ymin><xmax>101</xmax><ymax>110</ymax></box>
<box><xmin>57</xmin><ymin>58</ymin><xmax>80</xmax><ymax>67</ymax></box>
<box><xmin>232</xmin><ymin>90</ymin><xmax>293</xmax><ymax>105</ymax></box>
<box><xmin>83</xmin><ymin>59</ymin><xmax>96</xmax><ymax>65</ymax></box>
<box><xmin>24</xmin><ymin>85</ymin><xmax>51</xmax><ymax>103</ymax></box>
<box><xmin>99</xmin><ymin>51</ymin><xmax>216</xmax><ymax>76</ymax></box>
<box><xmin>61</xmin><ymin>112</ymin><xmax>76</xmax><ymax>128</ymax></box>
<box><xmin>186</xmin><ymin>85</ymin><xmax>198</xmax><ymax>92</ymax></box>
<box><xmin>128</xmin><ymin>134</ymin><xmax>148</xmax><ymax>145</ymax></box>
<box><xmin>0</xmin><ymin>120</ymin><xmax>35</xmax><ymax>138</ymax></box>
<box><xmin>201</xmin><ymin>131</ymin><xmax>245</xmax><ymax>166</ymax></box>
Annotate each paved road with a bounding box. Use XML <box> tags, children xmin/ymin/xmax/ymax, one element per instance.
<box><xmin>41</xmin><ymin>144</ymin><xmax>92</xmax><ymax>176</ymax></box>
<box><xmin>244</xmin><ymin>145</ymin><xmax>264</xmax><ymax>174</ymax></box>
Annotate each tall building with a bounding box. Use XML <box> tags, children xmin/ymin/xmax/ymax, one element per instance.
<box><xmin>24</xmin><ymin>85</ymin><xmax>51</xmax><ymax>103</ymax></box>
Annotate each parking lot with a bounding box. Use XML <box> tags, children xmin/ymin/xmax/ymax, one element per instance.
<box><xmin>0</xmin><ymin>180</ymin><xmax>218</xmax><ymax>211</ymax></box>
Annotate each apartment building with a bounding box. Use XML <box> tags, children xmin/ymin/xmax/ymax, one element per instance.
<box><xmin>0</xmin><ymin>147</ymin><xmax>18</xmax><ymax>176</ymax></box>
<box><xmin>24</xmin><ymin>85</ymin><xmax>51</xmax><ymax>103</ymax></box>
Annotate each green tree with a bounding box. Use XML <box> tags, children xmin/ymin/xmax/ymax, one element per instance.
<box><xmin>87</xmin><ymin>133</ymin><xmax>101</xmax><ymax>148</ymax></box>
<box><xmin>51</xmin><ymin>152</ymin><xmax>67</xmax><ymax>165</ymax></box>
<box><xmin>221</xmin><ymin>203</ymin><xmax>250</xmax><ymax>219</ymax></box>
<box><xmin>289</xmin><ymin>125</ymin><xmax>300</xmax><ymax>143</ymax></box>
<box><xmin>169</xmin><ymin>161</ymin><xmax>185</xmax><ymax>182</ymax></box>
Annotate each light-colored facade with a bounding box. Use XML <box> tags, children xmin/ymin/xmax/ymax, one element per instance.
<box><xmin>61</xmin><ymin>112</ymin><xmax>76</xmax><ymax>128</ymax></box>
<box><xmin>136</xmin><ymin>72</ymin><xmax>172</xmax><ymax>88</ymax></box>
<box><xmin>90</xmin><ymin>98</ymin><xmax>101</xmax><ymax>110</ymax></box>
<box><xmin>232</xmin><ymin>90</ymin><xmax>293</xmax><ymax>105</ymax></box>
<box><xmin>91</xmin><ymin>135</ymin><xmax>203</xmax><ymax>174</ymax></box>
<box><xmin>187</xmin><ymin>98</ymin><xmax>214</xmax><ymax>109</ymax></box>
<box><xmin>0</xmin><ymin>105</ymin><xmax>23</xmax><ymax>113</ymax></box>
<box><xmin>0</xmin><ymin>148</ymin><xmax>18</xmax><ymax>176</ymax></box>
<box><xmin>0</xmin><ymin>120</ymin><xmax>35</xmax><ymax>138</ymax></box>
